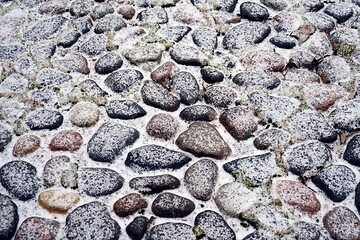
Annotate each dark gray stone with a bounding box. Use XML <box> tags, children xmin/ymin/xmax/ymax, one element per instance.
<box><xmin>30</xmin><ymin>43</ymin><xmax>56</xmax><ymax>59</ymax></box>
<box><xmin>125</xmin><ymin>144</ymin><xmax>191</xmax><ymax>172</ymax></box>
<box><xmin>243</xmin><ymin>231</ymin><xmax>277</xmax><ymax>240</ymax></box>
<box><xmin>0</xmin><ymin>193</ymin><xmax>18</xmax><ymax>240</ymax></box>
<box><xmin>223</xmin><ymin>152</ymin><xmax>277</xmax><ymax>186</ymax></box>
<box><xmin>300</xmin><ymin>0</ymin><xmax>324</xmax><ymax>11</ymax></box>
<box><xmin>253</xmin><ymin>128</ymin><xmax>290</xmax><ymax>150</ymax></box>
<box><xmin>17</xmin><ymin>0</ymin><xmax>44</xmax><ymax>8</ymax></box>
<box><xmin>179</xmin><ymin>105</ymin><xmax>217</xmax><ymax>122</ymax></box>
<box><xmin>223</xmin><ymin>22</ymin><xmax>271</xmax><ymax>50</ymax></box>
<box><xmin>356</xmin><ymin>183</ymin><xmax>360</xmax><ymax>214</ymax></box>
<box><xmin>185</xmin><ymin>159</ymin><xmax>218</xmax><ymax>201</ymax></box>
<box><xmin>152</xmin><ymin>192</ymin><xmax>195</xmax><ymax>218</ymax></box>
<box><xmin>240</xmin><ymin>2</ymin><xmax>269</xmax><ymax>21</ymax></box>
<box><xmin>0</xmin><ymin>44</ymin><xmax>26</xmax><ymax>61</ymax></box>
<box><xmin>157</xmin><ymin>26</ymin><xmax>191</xmax><ymax>42</ymax></box>
<box><xmin>324</xmin><ymin>3</ymin><xmax>353</xmax><ymax>23</ymax></box>
<box><xmin>285</xmin><ymin>140</ymin><xmax>332</xmax><ymax>177</ymax></box>
<box><xmin>25</xmin><ymin>109</ymin><xmax>63</xmax><ymax>130</ymax></box>
<box><xmin>0</xmin><ymin>160</ymin><xmax>39</xmax><ymax>201</ymax></box>
<box><xmin>70</xmin><ymin>0</ymin><xmax>93</xmax><ymax>17</ymax></box>
<box><xmin>72</xmin><ymin>16</ymin><xmax>93</xmax><ymax>34</ymax></box>
<box><xmin>141</xmin><ymin>80</ymin><xmax>180</xmax><ymax>112</ymax></box>
<box><xmin>23</xmin><ymin>16</ymin><xmax>66</xmax><ymax>41</ymax></box>
<box><xmin>87</xmin><ymin>122</ymin><xmax>139</xmax><ymax>162</ymax></box>
<box><xmin>137</xmin><ymin>7</ymin><xmax>168</xmax><ymax>24</ymax></box>
<box><xmin>104</xmin><ymin>69</ymin><xmax>143</xmax><ymax>93</ymax></box>
<box><xmin>0</xmin><ymin>124</ymin><xmax>12</xmax><ymax>152</ymax></box>
<box><xmin>94</xmin><ymin>14</ymin><xmax>127</xmax><ymax>34</ymax></box>
<box><xmin>260</xmin><ymin>0</ymin><xmax>287</xmax><ymax>11</ymax></box>
<box><xmin>36</xmin><ymin>68</ymin><xmax>72</xmax><ymax>87</ymax></box>
<box><xmin>233</xmin><ymin>71</ymin><xmax>281</xmax><ymax>90</ymax></box>
<box><xmin>79</xmin><ymin>168</ymin><xmax>124</xmax><ymax>196</ymax></box>
<box><xmin>66</xmin><ymin>202</ymin><xmax>121</xmax><ymax>240</ymax></box>
<box><xmin>204</xmin><ymin>85</ymin><xmax>237</xmax><ymax>108</ymax></box>
<box><xmin>312</xmin><ymin>165</ymin><xmax>356</xmax><ymax>202</ymax></box>
<box><xmin>200</xmin><ymin>66</ymin><xmax>224</xmax><ymax>83</ymax></box>
<box><xmin>106</xmin><ymin>100</ymin><xmax>146</xmax><ymax>120</ymax></box>
<box><xmin>329</xmin><ymin>100</ymin><xmax>360</xmax><ymax>132</ymax></box>
<box><xmin>288</xmin><ymin>51</ymin><xmax>317</xmax><ymax>69</ymax></box>
<box><xmin>194</xmin><ymin>210</ymin><xmax>236</xmax><ymax>240</ymax></box>
<box><xmin>81</xmin><ymin>35</ymin><xmax>107</xmax><ymax>56</ymax></box>
<box><xmin>192</xmin><ymin>27</ymin><xmax>218</xmax><ymax>51</ymax></box>
<box><xmin>170</xmin><ymin>44</ymin><xmax>207</xmax><ymax>66</ymax></box>
<box><xmin>344</xmin><ymin>134</ymin><xmax>360</xmax><ymax>167</ymax></box>
<box><xmin>129</xmin><ymin>174</ymin><xmax>180</xmax><ymax>194</ymax></box>
<box><xmin>306</xmin><ymin>12</ymin><xmax>335</xmax><ymax>33</ymax></box>
<box><xmin>145</xmin><ymin>223</ymin><xmax>195</xmax><ymax>240</ymax></box>
<box><xmin>92</xmin><ymin>3</ymin><xmax>114</xmax><ymax>19</ymax></box>
<box><xmin>269</xmin><ymin>35</ymin><xmax>296</xmax><ymax>49</ymax></box>
<box><xmin>290</xmin><ymin>110</ymin><xmax>337</xmax><ymax>143</ymax></box>
<box><xmin>58</xmin><ymin>31</ymin><xmax>81</xmax><ymax>48</ymax></box>
<box><xmin>95</xmin><ymin>53</ymin><xmax>123</xmax><ymax>74</ymax></box>
<box><xmin>171</xmin><ymin>71</ymin><xmax>200</xmax><ymax>105</ymax></box>
<box><xmin>126</xmin><ymin>216</ymin><xmax>148</xmax><ymax>240</ymax></box>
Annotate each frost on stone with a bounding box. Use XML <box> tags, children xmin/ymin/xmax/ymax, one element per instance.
<box><xmin>0</xmin><ymin>44</ymin><xmax>26</xmax><ymax>61</ymax></box>
<box><xmin>223</xmin><ymin>152</ymin><xmax>278</xmax><ymax>187</ymax></box>
<box><xmin>129</xmin><ymin>174</ymin><xmax>180</xmax><ymax>194</ymax></box>
<box><xmin>104</xmin><ymin>69</ymin><xmax>144</xmax><ymax>94</ymax></box>
<box><xmin>0</xmin><ymin>193</ymin><xmax>18</xmax><ymax>240</ymax></box>
<box><xmin>222</xmin><ymin>22</ymin><xmax>271</xmax><ymax>50</ymax></box>
<box><xmin>125</xmin><ymin>144</ymin><xmax>192</xmax><ymax>172</ymax></box>
<box><xmin>23</xmin><ymin>16</ymin><xmax>67</xmax><ymax>41</ymax></box>
<box><xmin>146</xmin><ymin>222</ymin><xmax>196</xmax><ymax>240</ymax></box>
<box><xmin>329</xmin><ymin>100</ymin><xmax>360</xmax><ymax>132</ymax></box>
<box><xmin>248</xmin><ymin>91</ymin><xmax>300</xmax><ymax>123</ymax></box>
<box><xmin>87</xmin><ymin>122</ymin><xmax>140</xmax><ymax>163</ymax></box>
<box><xmin>36</xmin><ymin>68</ymin><xmax>72</xmax><ymax>87</ymax></box>
<box><xmin>170</xmin><ymin>43</ymin><xmax>207</xmax><ymax>66</ymax></box>
<box><xmin>284</xmin><ymin>140</ymin><xmax>332</xmax><ymax>177</ymax></box>
<box><xmin>0</xmin><ymin>74</ymin><xmax>28</xmax><ymax>95</ymax></box>
<box><xmin>25</xmin><ymin>109</ymin><xmax>63</xmax><ymax>130</ymax></box>
<box><xmin>79</xmin><ymin>168</ymin><xmax>124</xmax><ymax>196</ymax></box>
<box><xmin>157</xmin><ymin>25</ymin><xmax>191</xmax><ymax>42</ymax></box>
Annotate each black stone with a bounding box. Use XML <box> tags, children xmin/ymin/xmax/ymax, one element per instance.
<box><xmin>233</xmin><ymin>71</ymin><xmax>281</xmax><ymax>90</ymax></box>
<box><xmin>356</xmin><ymin>183</ymin><xmax>360</xmax><ymax>214</ymax></box>
<box><xmin>171</xmin><ymin>71</ymin><xmax>200</xmax><ymax>105</ymax></box>
<box><xmin>324</xmin><ymin>3</ymin><xmax>353</xmax><ymax>23</ymax></box>
<box><xmin>126</xmin><ymin>216</ymin><xmax>149</xmax><ymax>240</ymax></box>
<box><xmin>242</xmin><ymin>231</ymin><xmax>276</xmax><ymax>240</ymax></box>
<box><xmin>146</xmin><ymin>223</ymin><xmax>195</xmax><ymax>240</ymax></box>
<box><xmin>293</xmin><ymin>222</ymin><xmax>321</xmax><ymax>240</ymax></box>
<box><xmin>344</xmin><ymin>134</ymin><xmax>360</xmax><ymax>167</ymax></box>
<box><xmin>25</xmin><ymin>109</ymin><xmax>63</xmax><ymax>130</ymax></box>
<box><xmin>23</xmin><ymin>16</ymin><xmax>67</xmax><ymax>41</ymax></box>
<box><xmin>141</xmin><ymin>80</ymin><xmax>180</xmax><ymax>112</ymax></box>
<box><xmin>104</xmin><ymin>69</ymin><xmax>143</xmax><ymax>93</ymax></box>
<box><xmin>223</xmin><ymin>153</ymin><xmax>276</xmax><ymax>186</ymax></box>
<box><xmin>269</xmin><ymin>35</ymin><xmax>296</xmax><ymax>49</ymax></box>
<box><xmin>192</xmin><ymin>27</ymin><xmax>218</xmax><ymax>51</ymax></box>
<box><xmin>0</xmin><ymin>124</ymin><xmax>12</xmax><ymax>152</ymax></box>
<box><xmin>125</xmin><ymin>144</ymin><xmax>192</xmax><ymax>172</ymax></box>
<box><xmin>95</xmin><ymin>53</ymin><xmax>123</xmax><ymax>74</ymax></box>
<box><xmin>0</xmin><ymin>194</ymin><xmax>19</xmax><ymax>240</ymax></box>
<box><xmin>72</xmin><ymin>16</ymin><xmax>93</xmax><ymax>34</ymax></box>
<box><xmin>0</xmin><ymin>160</ymin><xmax>39</xmax><ymax>201</ymax></box>
<box><xmin>219</xmin><ymin>0</ymin><xmax>238</xmax><ymax>12</ymax></box>
<box><xmin>194</xmin><ymin>210</ymin><xmax>236</xmax><ymax>240</ymax></box>
<box><xmin>58</xmin><ymin>31</ymin><xmax>81</xmax><ymax>48</ymax></box>
<box><xmin>179</xmin><ymin>105</ymin><xmax>217</xmax><ymax>122</ymax></box>
<box><xmin>151</xmin><ymin>192</ymin><xmax>195</xmax><ymax>218</ymax></box>
<box><xmin>66</xmin><ymin>202</ymin><xmax>121</xmax><ymax>240</ymax></box>
<box><xmin>129</xmin><ymin>174</ymin><xmax>180</xmax><ymax>194</ymax></box>
<box><xmin>329</xmin><ymin>100</ymin><xmax>360</xmax><ymax>132</ymax></box>
<box><xmin>200</xmin><ymin>66</ymin><xmax>224</xmax><ymax>83</ymax></box>
<box><xmin>87</xmin><ymin>122</ymin><xmax>139</xmax><ymax>162</ymax></box>
<box><xmin>81</xmin><ymin>35</ymin><xmax>106</xmax><ymax>56</ymax></box>
<box><xmin>312</xmin><ymin>165</ymin><xmax>356</xmax><ymax>202</ymax></box>
<box><xmin>223</xmin><ymin>22</ymin><xmax>271</xmax><ymax>50</ymax></box>
<box><xmin>106</xmin><ymin>100</ymin><xmax>146</xmax><ymax>119</ymax></box>
<box><xmin>240</xmin><ymin>2</ymin><xmax>269</xmax><ymax>21</ymax></box>
<box><xmin>79</xmin><ymin>168</ymin><xmax>124</xmax><ymax>196</ymax></box>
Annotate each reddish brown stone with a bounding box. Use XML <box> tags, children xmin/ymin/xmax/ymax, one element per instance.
<box><xmin>150</xmin><ymin>61</ymin><xmax>179</xmax><ymax>86</ymax></box>
<box><xmin>117</xmin><ymin>5</ymin><xmax>135</xmax><ymax>19</ymax></box>
<box><xmin>15</xmin><ymin>217</ymin><xmax>60</xmax><ymax>240</ymax></box>
<box><xmin>13</xmin><ymin>135</ymin><xmax>41</xmax><ymax>157</ymax></box>
<box><xmin>304</xmin><ymin>83</ymin><xmax>349</xmax><ymax>111</ymax></box>
<box><xmin>113</xmin><ymin>193</ymin><xmax>148</xmax><ymax>217</ymax></box>
<box><xmin>49</xmin><ymin>130</ymin><xmax>83</xmax><ymax>152</ymax></box>
<box><xmin>146</xmin><ymin>113</ymin><xmax>178</xmax><ymax>140</ymax></box>
<box><xmin>242</xmin><ymin>50</ymin><xmax>287</xmax><ymax>72</ymax></box>
<box><xmin>284</xmin><ymin>69</ymin><xmax>321</xmax><ymax>84</ymax></box>
<box><xmin>276</xmin><ymin>180</ymin><xmax>321</xmax><ymax>214</ymax></box>
<box><xmin>323</xmin><ymin>206</ymin><xmax>360</xmax><ymax>240</ymax></box>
